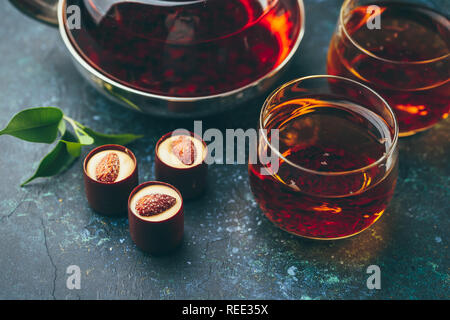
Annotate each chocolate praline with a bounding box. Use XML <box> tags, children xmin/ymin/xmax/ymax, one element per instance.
<box><xmin>83</xmin><ymin>144</ymin><xmax>138</xmax><ymax>216</ymax></box>
<box><xmin>155</xmin><ymin>131</ymin><xmax>208</xmax><ymax>200</ymax></box>
<box><xmin>128</xmin><ymin>181</ymin><xmax>184</xmax><ymax>255</ymax></box>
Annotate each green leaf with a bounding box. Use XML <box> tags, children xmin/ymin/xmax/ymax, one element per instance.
<box><xmin>0</xmin><ymin>107</ymin><xmax>64</xmax><ymax>143</ymax></box>
<box><xmin>63</xmin><ymin>116</ymin><xmax>94</xmax><ymax>146</ymax></box>
<box><xmin>75</xmin><ymin>130</ymin><xmax>95</xmax><ymax>146</ymax></box>
<box><xmin>58</xmin><ymin>119</ymin><xmax>66</xmax><ymax>136</ymax></box>
<box><xmin>61</xmin><ymin>140</ymin><xmax>82</xmax><ymax>157</ymax></box>
<box><xmin>84</xmin><ymin>127</ymin><xmax>144</xmax><ymax>146</ymax></box>
<box><xmin>21</xmin><ymin>131</ymin><xmax>79</xmax><ymax>186</ymax></box>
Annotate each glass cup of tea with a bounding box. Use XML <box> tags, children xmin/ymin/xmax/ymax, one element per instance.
<box><xmin>248</xmin><ymin>75</ymin><xmax>399</xmax><ymax>239</ymax></box>
<box><xmin>327</xmin><ymin>0</ymin><xmax>449</xmax><ymax>136</ymax></box>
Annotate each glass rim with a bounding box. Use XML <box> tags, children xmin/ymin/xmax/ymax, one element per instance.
<box><xmin>259</xmin><ymin>75</ymin><xmax>399</xmax><ymax>176</ymax></box>
<box><xmin>339</xmin><ymin>0</ymin><xmax>450</xmax><ymax>65</ymax></box>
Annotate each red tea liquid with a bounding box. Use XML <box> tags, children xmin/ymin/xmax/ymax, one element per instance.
<box><xmin>65</xmin><ymin>0</ymin><xmax>302</xmax><ymax>97</ymax></box>
<box><xmin>249</xmin><ymin>98</ymin><xmax>398</xmax><ymax>239</ymax></box>
<box><xmin>327</xmin><ymin>2</ymin><xmax>450</xmax><ymax>135</ymax></box>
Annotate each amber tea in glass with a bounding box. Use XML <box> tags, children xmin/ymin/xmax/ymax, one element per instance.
<box><xmin>249</xmin><ymin>76</ymin><xmax>399</xmax><ymax>239</ymax></box>
<box><xmin>327</xmin><ymin>0</ymin><xmax>449</xmax><ymax>136</ymax></box>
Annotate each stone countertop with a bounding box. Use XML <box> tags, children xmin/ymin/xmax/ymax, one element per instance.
<box><xmin>0</xmin><ymin>0</ymin><xmax>448</xmax><ymax>300</ymax></box>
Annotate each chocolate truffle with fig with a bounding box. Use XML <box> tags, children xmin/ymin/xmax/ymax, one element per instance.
<box><xmin>155</xmin><ymin>131</ymin><xmax>208</xmax><ymax>200</ymax></box>
<box><xmin>83</xmin><ymin>144</ymin><xmax>138</xmax><ymax>216</ymax></box>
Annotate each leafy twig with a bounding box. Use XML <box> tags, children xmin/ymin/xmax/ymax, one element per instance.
<box><xmin>0</xmin><ymin>107</ymin><xmax>143</xmax><ymax>186</ymax></box>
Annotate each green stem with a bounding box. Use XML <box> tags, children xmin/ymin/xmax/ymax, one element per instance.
<box><xmin>63</xmin><ymin>115</ymin><xmax>79</xmax><ymax>132</ymax></box>
<box><xmin>63</xmin><ymin>115</ymin><xmax>93</xmax><ymax>145</ymax></box>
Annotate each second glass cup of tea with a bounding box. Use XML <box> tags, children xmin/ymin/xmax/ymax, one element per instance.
<box><xmin>248</xmin><ymin>75</ymin><xmax>399</xmax><ymax>239</ymax></box>
<box><xmin>327</xmin><ymin>0</ymin><xmax>449</xmax><ymax>136</ymax></box>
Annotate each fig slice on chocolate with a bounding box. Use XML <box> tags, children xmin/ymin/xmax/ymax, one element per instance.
<box><xmin>171</xmin><ymin>136</ymin><xmax>196</xmax><ymax>166</ymax></box>
<box><xmin>95</xmin><ymin>152</ymin><xmax>120</xmax><ymax>183</ymax></box>
<box><xmin>135</xmin><ymin>193</ymin><xmax>177</xmax><ymax>217</ymax></box>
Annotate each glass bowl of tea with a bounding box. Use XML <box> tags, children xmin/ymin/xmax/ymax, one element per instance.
<box><xmin>248</xmin><ymin>75</ymin><xmax>399</xmax><ymax>239</ymax></box>
<box><xmin>58</xmin><ymin>0</ymin><xmax>305</xmax><ymax>117</ymax></box>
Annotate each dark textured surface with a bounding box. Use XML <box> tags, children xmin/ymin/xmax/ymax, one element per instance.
<box><xmin>0</xmin><ymin>0</ymin><xmax>448</xmax><ymax>300</ymax></box>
